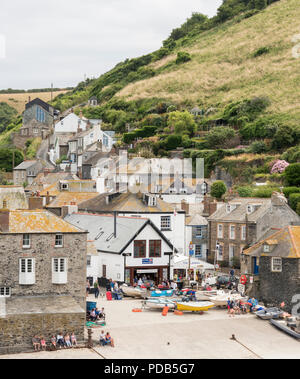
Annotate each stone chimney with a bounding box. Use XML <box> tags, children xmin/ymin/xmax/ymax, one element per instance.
<box><xmin>271</xmin><ymin>191</ymin><xmax>287</xmax><ymax>206</ymax></box>
<box><xmin>203</xmin><ymin>194</ymin><xmax>217</xmax><ymax>217</ymax></box>
<box><xmin>0</xmin><ymin>209</ymin><xmax>10</xmax><ymax>233</ymax></box>
<box><xmin>181</xmin><ymin>200</ymin><xmax>190</xmax><ymax>216</ymax></box>
<box><xmin>29</xmin><ymin>196</ymin><xmax>44</xmax><ymax>210</ymax></box>
<box><xmin>46</xmin><ymin>191</ymin><xmax>51</xmax><ymax>206</ymax></box>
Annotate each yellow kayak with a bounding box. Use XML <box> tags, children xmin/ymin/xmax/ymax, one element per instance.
<box><xmin>176</xmin><ymin>301</ymin><xmax>215</xmax><ymax>312</ymax></box>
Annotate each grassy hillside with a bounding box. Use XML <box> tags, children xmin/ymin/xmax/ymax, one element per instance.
<box><xmin>117</xmin><ymin>0</ymin><xmax>299</xmax><ymax>119</ymax></box>
<box><xmin>0</xmin><ymin>90</ymin><xmax>68</xmax><ymax>114</ymax></box>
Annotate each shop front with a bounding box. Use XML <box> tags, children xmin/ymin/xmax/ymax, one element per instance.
<box><xmin>125</xmin><ymin>265</ymin><xmax>169</xmax><ymax>286</ymax></box>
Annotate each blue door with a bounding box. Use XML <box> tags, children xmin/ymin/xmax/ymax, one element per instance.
<box><xmin>253</xmin><ymin>257</ymin><xmax>259</xmax><ymax>275</ymax></box>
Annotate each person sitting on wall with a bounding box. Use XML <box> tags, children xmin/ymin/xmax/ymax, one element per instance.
<box><xmin>99</xmin><ymin>330</ymin><xmax>106</xmax><ymax>346</ymax></box>
<box><xmin>105</xmin><ymin>332</ymin><xmax>115</xmax><ymax>347</ymax></box>
<box><xmin>90</xmin><ymin>308</ymin><xmax>97</xmax><ymax>321</ymax></box>
<box><xmin>32</xmin><ymin>335</ymin><xmax>41</xmax><ymax>351</ymax></box>
<box><xmin>40</xmin><ymin>336</ymin><xmax>47</xmax><ymax>351</ymax></box>
<box><xmin>64</xmin><ymin>333</ymin><xmax>72</xmax><ymax>348</ymax></box>
<box><xmin>50</xmin><ymin>335</ymin><xmax>57</xmax><ymax>350</ymax></box>
<box><xmin>71</xmin><ymin>332</ymin><xmax>77</xmax><ymax>347</ymax></box>
<box><xmin>57</xmin><ymin>332</ymin><xmax>65</xmax><ymax>349</ymax></box>
<box><xmin>98</xmin><ymin>307</ymin><xmax>106</xmax><ymax>320</ymax></box>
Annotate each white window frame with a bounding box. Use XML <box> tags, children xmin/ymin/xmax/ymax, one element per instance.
<box><xmin>241</xmin><ymin>225</ymin><xmax>246</xmax><ymax>241</ymax></box>
<box><xmin>217</xmin><ymin>224</ymin><xmax>223</xmax><ymax>239</ymax></box>
<box><xmin>19</xmin><ymin>258</ymin><xmax>35</xmax><ymax>285</ymax></box>
<box><xmin>264</xmin><ymin>244</ymin><xmax>270</xmax><ymax>253</ymax></box>
<box><xmin>0</xmin><ymin>287</ymin><xmax>11</xmax><ymax>297</ymax></box>
<box><xmin>23</xmin><ymin>234</ymin><xmax>31</xmax><ymax>248</ymax></box>
<box><xmin>161</xmin><ymin>216</ymin><xmax>171</xmax><ymax>231</ymax></box>
<box><xmin>195</xmin><ymin>244</ymin><xmax>202</xmax><ymax>258</ymax></box>
<box><xmin>55</xmin><ymin>234</ymin><xmax>63</xmax><ymax>248</ymax></box>
<box><xmin>195</xmin><ymin>226</ymin><xmax>202</xmax><ymax>238</ymax></box>
<box><xmin>271</xmin><ymin>257</ymin><xmax>282</xmax><ymax>273</ymax></box>
<box><xmin>230</xmin><ymin>225</ymin><xmax>235</xmax><ymax>240</ymax></box>
<box><xmin>52</xmin><ymin>258</ymin><xmax>68</xmax><ymax>284</ymax></box>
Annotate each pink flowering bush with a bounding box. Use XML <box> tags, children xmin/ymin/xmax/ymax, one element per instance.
<box><xmin>270</xmin><ymin>160</ymin><xmax>289</xmax><ymax>174</ymax></box>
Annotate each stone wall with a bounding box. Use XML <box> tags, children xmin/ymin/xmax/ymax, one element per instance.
<box><xmin>0</xmin><ymin>312</ymin><xmax>85</xmax><ymax>355</ymax></box>
<box><xmin>259</xmin><ymin>257</ymin><xmax>300</xmax><ymax>311</ymax></box>
<box><xmin>208</xmin><ymin>221</ymin><xmax>256</xmax><ymax>262</ymax></box>
<box><xmin>0</xmin><ymin>232</ymin><xmax>87</xmax><ymax>310</ymax></box>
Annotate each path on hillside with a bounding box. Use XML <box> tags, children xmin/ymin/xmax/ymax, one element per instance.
<box><xmin>36</xmin><ymin>139</ymin><xmax>55</xmax><ymax>169</ymax></box>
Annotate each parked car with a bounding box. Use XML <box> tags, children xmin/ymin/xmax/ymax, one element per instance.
<box><xmin>216</xmin><ymin>275</ymin><xmax>238</xmax><ymax>290</ymax></box>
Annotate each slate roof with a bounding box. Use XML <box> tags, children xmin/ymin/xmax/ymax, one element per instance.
<box><xmin>78</xmin><ymin>192</ymin><xmax>182</xmax><ymax>214</ymax></box>
<box><xmin>244</xmin><ymin>226</ymin><xmax>300</xmax><ymax>259</ymax></box>
<box><xmin>14</xmin><ymin>160</ymin><xmax>38</xmax><ymax>170</ymax></box>
<box><xmin>186</xmin><ymin>213</ymin><xmax>208</xmax><ymax>226</ymax></box>
<box><xmin>208</xmin><ymin>197</ymin><xmax>272</xmax><ymax>223</ymax></box>
<box><xmin>46</xmin><ymin>192</ymin><xmax>99</xmax><ymax>208</ymax></box>
<box><xmin>2</xmin><ymin>209</ymin><xmax>84</xmax><ymax>234</ymax></box>
<box><xmin>65</xmin><ymin>213</ymin><xmax>175</xmax><ymax>254</ymax></box>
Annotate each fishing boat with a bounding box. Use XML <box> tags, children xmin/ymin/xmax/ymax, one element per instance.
<box><xmin>256</xmin><ymin>307</ymin><xmax>284</xmax><ymax>320</ymax></box>
<box><xmin>196</xmin><ymin>290</ymin><xmax>225</xmax><ymax>301</ymax></box>
<box><xmin>176</xmin><ymin>301</ymin><xmax>215</xmax><ymax>312</ymax></box>
<box><xmin>120</xmin><ymin>284</ymin><xmax>147</xmax><ymax>298</ymax></box>
<box><xmin>143</xmin><ymin>298</ymin><xmax>177</xmax><ymax>310</ymax></box>
<box><xmin>151</xmin><ymin>289</ymin><xmax>174</xmax><ymax>298</ymax></box>
<box><xmin>270</xmin><ymin>317</ymin><xmax>300</xmax><ymax>339</ymax></box>
<box><xmin>210</xmin><ymin>293</ymin><xmax>246</xmax><ymax>307</ymax></box>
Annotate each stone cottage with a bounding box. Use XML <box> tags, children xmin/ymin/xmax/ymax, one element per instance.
<box><xmin>208</xmin><ymin>193</ymin><xmax>300</xmax><ymax>266</ymax></box>
<box><xmin>13</xmin><ymin>160</ymin><xmax>43</xmax><ymax>186</ymax></box>
<box><xmin>0</xmin><ymin>209</ymin><xmax>87</xmax><ymax>354</ymax></box>
<box><xmin>241</xmin><ymin>225</ymin><xmax>300</xmax><ymax>311</ymax></box>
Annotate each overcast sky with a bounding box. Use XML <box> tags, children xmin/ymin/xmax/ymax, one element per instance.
<box><xmin>0</xmin><ymin>0</ymin><xmax>222</xmax><ymax>89</ymax></box>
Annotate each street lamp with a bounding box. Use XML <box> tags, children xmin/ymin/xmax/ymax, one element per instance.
<box><xmin>122</xmin><ymin>253</ymin><xmax>131</xmax><ymax>284</ymax></box>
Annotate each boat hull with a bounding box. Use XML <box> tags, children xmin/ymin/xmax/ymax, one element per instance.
<box><xmin>144</xmin><ymin>300</ymin><xmax>176</xmax><ymax>310</ymax></box>
<box><xmin>270</xmin><ymin>319</ymin><xmax>300</xmax><ymax>339</ymax></box>
<box><xmin>176</xmin><ymin>301</ymin><xmax>215</xmax><ymax>312</ymax></box>
<box><xmin>121</xmin><ymin>285</ymin><xmax>147</xmax><ymax>298</ymax></box>
<box><xmin>151</xmin><ymin>290</ymin><xmax>174</xmax><ymax>298</ymax></box>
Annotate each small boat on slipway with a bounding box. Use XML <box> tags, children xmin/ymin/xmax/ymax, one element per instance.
<box><xmin>143</xmin><ymin>298</ymin><xmax>177</xmax><ymax>310</ymax></box>
<box><xmin>256</xmin><ymin>307</ymin><xmax>284</xmax><ymax>320</ymax></box>
<box><xmin>120</xmin><ymin>284</ymin><xmax>147</xmax><ymax>298</ymax></box>
<box><xmin>209</xmin><ymin>293</ymin><xmax>246</xmax><ymax>307</ymax></box>
<box><xmin>176</xmin><ymin>301</ymin><xmax>215</xmax><ymax>312</ymax></box>
<box><xmin>151</xmin><ymin>289</ymin><xmax>174</xmax><ymax>298</ymax></box>
<box><xmin>270</xmin><ymin>317</ymin><xmax>300</xmax><ymax>339</ymax></box>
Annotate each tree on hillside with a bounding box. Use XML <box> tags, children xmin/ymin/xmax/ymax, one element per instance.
<box><xmin>206</xmin><ymin>127</ymin><xmax>238</xmax><ymax>149</ymax></box>
<box><xmin>211</xmin><ymin>181</ymin><xmax>227</xmax><ymax>200</ymax></box>
<box><xmin>284</xmin><ymin>163</ymin><xmax>300</xmax><ymax>187</ymax></box>
<box><xmin>167</xmin><ymin>111</ymin><xmax>196</xmax><ymax>137</ymax></box>
<box><xmin>0</xmin><ymin>102</ymin><xmax>18</xmax><ymax>133</ymax></box>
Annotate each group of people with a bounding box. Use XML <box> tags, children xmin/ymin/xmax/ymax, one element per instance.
<box><xmin>87</xmin><ymin>307</ymin><xmax>105</xmax><ymax>322</ymax></box>
<box><xmin>32</xmin><ymin>332</ymin><xmax>77</xmax><ymax>351</ymax></box>
<box><xmin>227</xmin><ymin>297</ymin><xmax>259</xmax><ymax>317</ymax></box>
<box><xmin>99</xmin><ymin>331</ymin><xmax>115</xmax><ymax>347</ymax></box>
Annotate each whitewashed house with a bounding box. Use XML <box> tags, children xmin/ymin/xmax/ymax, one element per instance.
<box><xmin>65</xmin><ymin>213</ymin><xmax>176</xmax><ymax>285</ymax></box>
<box><xmin>54</xmin><ymin>113</ymin><xmax>88</xmax><ymax>134</ymax></box>
<box><xmin>78</xmin><ymin>192</ymin><xmax>187</xmax><ymax>256</ymax></box>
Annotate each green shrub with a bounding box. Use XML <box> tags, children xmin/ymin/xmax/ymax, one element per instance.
<box><xmin>282</xmin><ymin>145</ymin><xmax>300</xmax><ymax>163</ymax></box>
<box><xmin>237</xmin><ymin>186</ymin><xmax>253</xmax><ymax>197</ymax></box>
<box><xmin>252</xmin><ymin>186</ymin><xmax>279</xmax><ymax>198</ymax></box>
<box><xmin>284</xmin><ymin>163</ymin><xmax>300</xmax><ymax>186</ymax></box>
<box><xmin>253</xmin><ymin>46</ymin><xmax>270</xmax><ymax>58</ymax></box>
<box><xmin>249</xmin><ymin>141</ymin><xmax>267</xmax><ymax>154</ymax></box>
<box><xmin>176</xmin><ymin>52</ymin><xmax>192</xmax><ymax>65</ymax></box>
<box><xmin>211</xmin><ymin>181</ymin><xmax>227</xmax><ymax>200</ymax></box>
<box><xmin>289</xmin><ymin>193</ymin><xmax>300</xmax><ymax>211</ymax></box>
<box><xmin>282</xmin><ymin>187</ymin><xmax>300</xmax><ymax>198</ymax></box>
<box><xmin>296</xmin><ymin>203</ymin><xmax>300</xmax><ymax>216</ymax></box>
<box><xmin>206</xmin><ymin>127</ymin><xmax>238</xmax><ymax>149</ymax></box>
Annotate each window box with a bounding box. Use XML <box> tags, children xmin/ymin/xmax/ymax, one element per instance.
<box><xmin>52</xmin><ymin>258</ymin><xmax>68</xmax><ymax>284</ymax></box>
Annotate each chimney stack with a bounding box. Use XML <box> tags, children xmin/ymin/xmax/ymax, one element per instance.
<box><xmin>181</xmin><ymin>199</ymin><xmax>190</xmax><ymax>216</ymax></box>
<box><xmin>0</xmin><ymin>209</ymin><xmax>10</xmax><ymax>233</ymax></box>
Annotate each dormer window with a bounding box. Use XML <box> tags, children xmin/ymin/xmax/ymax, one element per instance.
<box><xmin>247</xmin><ymin>205</ymin><xmax>254</xmax><ymax>214</ymax></box>
<box><xmin>263</xmin><ymin>244</ymin><xmax>270</xmax><ymax>253</ymax></box>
